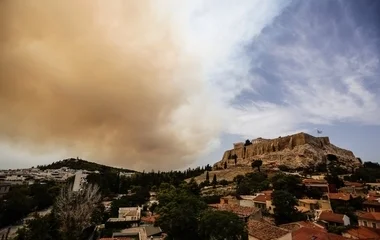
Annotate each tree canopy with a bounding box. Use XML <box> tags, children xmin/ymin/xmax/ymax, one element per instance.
<box><xmin>272</xmin><ymin>190</ymin><xmax>306</xmax><ymax>225</ymax></box>
<box><xmin>198</xmin><ymin>210</ymin><xmax>247</xmax><ymax>240</ymax></box>
<box><xmin>251</xmin><ymin>160</ymin><xmax>263</xmax><ymax>172</ymax></box>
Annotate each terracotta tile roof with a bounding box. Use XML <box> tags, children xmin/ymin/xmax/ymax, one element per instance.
<box><xmin>345</xmin><ymin>226</ymin><xmax>380</xmax><ymax>239</ymax></box>
<box><xmin>329</xmin><ymin>193</ymin><xmax>351</xmax><ymax>201</ymax></box>
<box><xmin>292</xmin><ymin>227</ymin><xmax>348</xmax><ymax>240</ymax></box>
<box><xmin>141</xmin><ymin>215</ymin><xmax>158</xmax><ymax>223</ymax></box>
<box><xmin>303</xmin><ymin>179</ymin><xmax>328</xmax><ymax>184</ymax></box>
<box><xmin>319</xmin><ymin>211</ymin><xmax>345</xmax><ymax>224</ymax></box>
<box><xmin>247</xmin><ymin>220</ymin><xmax>289</xmax><ymax>240</ymax></box>
<box><xmin>253</xmin><ymin>194</ymin><xmax>271</xmax><ymax>203</ymax></box>
<box><xmin>367</xmin><ymin>196</ymin><xmax>380</xmax><ymax>201</ymax></box>
<box><xmin>368</xmin><ymin>191</ymin><xmax>380</xmax><ymax>197</ymax></box>
<box><xmin>359</xmin><ymin>212</ymin><xmax>380</xmax><ymax>221</ymax></box>
<box><xmin>344</xmin><ymin>181</ymin><xmax>364</xmax><ymax>187</ymax></box>
<box><xmin>279</xmin><ymin>221</ymin><xmax>324</xmax><ymax>232</ymax></box>
<box><xmin>209</xmin><ymin>204</ymin><xmax>259</xmax><ymax>218</ymax></box>
<box><xmin>364</xmin><ymin>200</ymin><xmax>380</xmax><ymax>206</ymax></box>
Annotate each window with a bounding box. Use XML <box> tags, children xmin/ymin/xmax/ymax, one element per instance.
<box><xmin>364</xmin><ymin>221</ymin><xmax>368</xmax><ymax>227</ymax></box>
<box><xmin>372</xmin><ymin>223</ymin><xmax>377</xmax><ymax>229</ymax></box>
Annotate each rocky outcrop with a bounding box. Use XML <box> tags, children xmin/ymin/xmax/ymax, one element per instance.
<box><xmin>213</xmin><ymin>132</ymin><xmax>361</xmax><ymax>170</ymax></box>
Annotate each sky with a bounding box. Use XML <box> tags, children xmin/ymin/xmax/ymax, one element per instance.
<box><xmin>0</xmin><ymin>0</ymin><xmax>379</xmax><ymax>171</ymax></box>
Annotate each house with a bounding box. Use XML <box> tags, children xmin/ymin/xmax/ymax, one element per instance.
<box><xmin>279</xmin><ymin>221</ymin><xmax>326</xmax><ymax>232</ymax></box>
<box><xmin>339</xmin><ymin>182</ymin><xmax>365</xmax><ymax>195</ymax></box>
<box><xmin>106</xmin><ymin>207</ymin><xmax>142</xmax><ymax>228</ymax></box>
<box><xmin>247</xmin><ymin>220</ymin><xmax>291</xmax><ymax>240</ymax></box>
<box><xmin>358</xmin><ymin>212</ymin><xmax>380</xmax><ymax>229</ymax></box>
<box><xmin>302</xmin><ymin>179</ymin><xmax>330</xmax><ymax>193</ymax></box>
<box><xmin>342</xmin><ymin>226</ymin><xmax>380</xmax><ymax>239</ymax></box>
<box><xmin>311</xmin><ymin>174</ymin><xmax>326</xmax><ymax>180</ymax></box>
<box><xmin>112</xmin><ymin>226</ymin><xmax>164</xmax><ymax>240</ymax></box>
<box><xmin>220</xmin><ymin>195</ymin><xmax>240</xmax><ymax>205</ymax></box>
<box><xmin>317</xmin><ymin>200</ymin><xmax>332</xmax><ymax>211</ymax></box>
<box><xmin>208</xmin><ymin>204</ymin><xmax>262</xmax><ymax>222</ymax></box>
<box><xmin>119</xmin><ymin>207</ymin><xmax>141</xmax><ymax>221</ymax></box>
<box><xmin>316</xmin><ymin>210</ymin><xmax>350</xmax><ymax>227</ymax></box>
<box><xmin>252</xmin><ymin>194</ymin><xmax>271</xmax><ymax>211</ymax></box>
<box><xmin>292</xmin><ymin>226</ymin><xmax>349</xmax><ymax>240</ymax></box>
<box><xmin>239</xmin><ymin>195</ymin><xmax>256</xmax><ymax>208</ymax></box>
<box><xmin>363</xmin><ymin>196</ymin><xmax>380</xmax><ymax>213</ymax></box>
<box><xmin>327</xmin><ymin>193</ymin><xmax>352</xmax><ymax>202</ymax></box>
<box><xmin>298</xmin><ymin>199</ymin><xmax>319</xmax><ymax>211</ymax></box>
<box><xmin>140</xmin><ymin>215</ymin><xmax>159</xmax><ymax>225</ymax></box>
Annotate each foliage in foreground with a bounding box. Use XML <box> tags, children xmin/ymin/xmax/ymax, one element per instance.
<box><xmin>156</xmin><ymin>183</ymin><xmax>247</xmax><ymax>240</ymax></box>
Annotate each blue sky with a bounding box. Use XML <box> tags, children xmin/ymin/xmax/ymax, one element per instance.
<box><xmin>0</xmin><ymin>0</ymin><xmax>379</xmax><ymax>170</ymax></box>
<box><xmin>194</xmin><ymin>0</ymin><xmax>380</xmax><ymax>167</ymax></box>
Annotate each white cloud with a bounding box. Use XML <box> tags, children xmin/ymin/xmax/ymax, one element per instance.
<box><xmin>224</xmin><ymin>0</ymin><xmax>380</xmax><ymax>140</ymax></box>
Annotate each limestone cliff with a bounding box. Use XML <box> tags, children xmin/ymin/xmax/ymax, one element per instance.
<box><xmin>213</xmin><ymin>132</ymin><xmax>361</xmax><ymax>170</ymax></box>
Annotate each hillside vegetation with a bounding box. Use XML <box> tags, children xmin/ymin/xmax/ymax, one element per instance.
<box><xmin>37</xmin><ymin>158</ymin><xmax>136</xmax><ymax>173</ymax></box>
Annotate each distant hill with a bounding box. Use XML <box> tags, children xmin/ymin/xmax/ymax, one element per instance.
<box><xmin>37</xmin><ymin>158</ymin><xmax>136</xmax><ymax>173</ymax></box>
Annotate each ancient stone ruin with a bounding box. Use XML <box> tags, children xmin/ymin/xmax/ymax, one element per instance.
<box><xmin>213</xmin><ymin>132</ymin><xmax>361</xmax><ymax>170</ymax></box>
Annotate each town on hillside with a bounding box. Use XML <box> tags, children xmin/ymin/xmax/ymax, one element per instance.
<box><xmin>2</xmin><ymin>138</ymin><xmax>380</xmax><ymax>240</ymax></box>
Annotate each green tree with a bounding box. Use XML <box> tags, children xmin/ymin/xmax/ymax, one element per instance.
<box><xmin>271</xmin><ymin>173</ymin><xmax>303</xmax><ymax>198</ymax></box>
<box><xmin>206</xmin><ymin>171</ymin><xmax>210</xmax><ymax>182</ymax></box>
<box><xmin>251</xmin><ymin>160</ymin><xmax>263</xmax><ymax>172</ymax></box>
<box><xmin>278</xmin><ymin>165</ymin><xmax>290</xmax><ymax>172</ymax></box>
<box><xmin>198</xmin><ymin>210</ymin><xmax>247</xmax><ymax>240</ymax></box>
<box><xmin>272</xmin><ymin>190</ymin><xmax>306</xmax><ymax>225</ymax></box>
<box><xmin>156</xmin><ymin>186</ymin><xmax>207</xmax><ymax>240</ymax></box>
<box><xmin>15</xmin><ymin>213</ymin><xmax>61</xmax><ymax>240</ymax></box>
<box><xmin>244</xmin><ymin>139</ymin><xmax>252</xmax><ymax>146</ymax></box>
<box><xmin>212</xmin><ymin>174</ymin><xmax>217</xmax><ymax>186</ymax></box>
<box><xmin>187</xmin><ymin>178</ymin><xmax>200</xmax><ymax>195</ymax></box>
<box><xmin>236</xmin><ymin>172</ymin><xmax>269</xmax><ymax>195</ymax></box>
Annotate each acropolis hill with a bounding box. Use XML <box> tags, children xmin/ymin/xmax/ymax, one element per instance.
<box><xmin>213</xmin><ymin>132</ymin><xmax>362</xmax><ymax>170</ymax></box>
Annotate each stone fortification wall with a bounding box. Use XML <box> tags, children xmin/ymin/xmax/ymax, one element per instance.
<box><xmin>214</xmin><ymin>132</ymin><xmax>360</xmax><ymax>170</ymax></box>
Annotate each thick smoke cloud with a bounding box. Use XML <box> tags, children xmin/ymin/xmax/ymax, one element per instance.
<box><xmin>0</xmin><ymin>0</ymin><xmax>210</xmax><ymax>170</ymax></box>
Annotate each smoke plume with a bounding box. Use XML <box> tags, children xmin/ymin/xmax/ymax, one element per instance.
<box><xmin>0</xmin><ymin>0</ymin><xmax>215</xmax><ymax>170</ymax></box>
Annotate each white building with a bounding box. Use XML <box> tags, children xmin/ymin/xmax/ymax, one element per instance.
<box><xmin>72</xmin><ymin>171</ymin><xmax>87</xmax><ymax>192</ymax></box>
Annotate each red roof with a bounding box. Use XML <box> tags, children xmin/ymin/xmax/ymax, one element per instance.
<box><xmin>367</xmin><ymin>196</ymin><xmax>380</xmax><ymax>201</ymax></box>
<box><xmin>359</xmin><ymin>212</ymin><xmax>380</xmax><ymax>221</ymax></box>
<box><xmin>141</xmin><ymin>215</ymin><xmax>158</xmax><ymax>223</ymax></box>
<box><xmin>292</xmin><ymin>227</ymin><xmax>349</xmax><ymax>240</ymax></box>
<box><xmin>280</xmin><ymin>221</ymin><xmax>326</xmax><ymax>232</ymax></box>
<box><xmin>319</xmin><ymin>211</ymin><xmax>345</xmax><ymax>224</ymax></box>
<box><xmin>252</xmin><ymin>194</ymin><xmax>271</xmax><ymax>203</ymax></box>
<box><xmin>329</xmin><ymin>193</ymin><xmax>351</xmax><ymax>201</ymax></box>
<box><xmin>344</xmin><ymin>181</ymin><xmax>364</xmax><ymax>187</ymax></box>
<box><xmin>247</xmin><ymin>220</ymin><xmax>289</xmax><ymax>240</ymax></box>
<box><xmin>345</xmin><ymin>226</ymin><xmax>380</xmax><ymax>239</ymax></box>
<box><xmin>303</xmin><ymin>179</ymin><xmax>328</xmax><ymax>184</ymax></box>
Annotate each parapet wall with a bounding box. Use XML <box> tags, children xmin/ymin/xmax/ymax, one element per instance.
<box><xmin>215</xmin><ymin>132</ymin><xmax>359</xmax><ymax>170</ymax></box>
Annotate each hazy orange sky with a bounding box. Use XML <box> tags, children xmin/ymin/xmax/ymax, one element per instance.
<box><xmin>1</xmin><ymin>0</ymin><xmax>379</xmax><ymax>170</ymax></box>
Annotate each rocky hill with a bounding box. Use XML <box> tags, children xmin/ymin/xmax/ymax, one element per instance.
<box><xmin>213</xmin><ymin>132</ymin><xmax>361</xmax><ymax>170</ymax></box>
